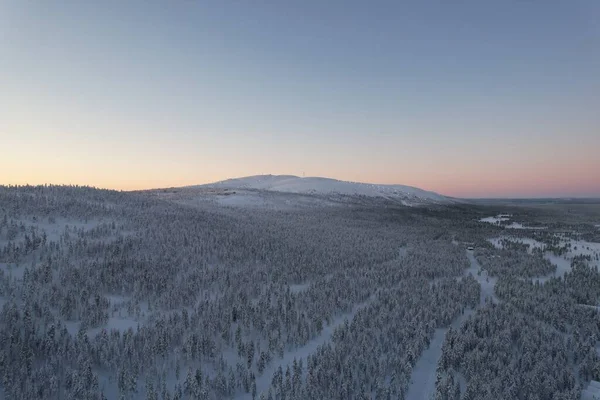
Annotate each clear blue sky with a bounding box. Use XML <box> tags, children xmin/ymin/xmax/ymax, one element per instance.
<box><xmin>1</xmin><ymin>1</ymin><xmax>599</xmax><ymax>197</ymax></box>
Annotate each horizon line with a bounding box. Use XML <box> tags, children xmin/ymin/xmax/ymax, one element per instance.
<box><xmin>2</xmin><ymin>180</ymin><xmax>600</xmax><ymax>201</ymax></box>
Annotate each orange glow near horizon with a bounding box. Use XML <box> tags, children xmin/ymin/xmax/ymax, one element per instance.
<box><xmin>2</xmin><ymin>157</ymin><xmax>599</xmax><ymax>198</ymax></box>
<box><xmin>1</xmin><ymin>116</ymin><xmax>599</xmax><ymax>198</ymax></box>
<box><xmin>2</xmin><ymin>2</ymin><xmax>599</xmax><ymax>199</ymax></box>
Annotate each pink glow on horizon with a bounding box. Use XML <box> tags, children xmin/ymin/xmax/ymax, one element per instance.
<box><xmin>421</xmin><ymin>164</ymin><xmax>600</xmax><ymax>198</ymax></box>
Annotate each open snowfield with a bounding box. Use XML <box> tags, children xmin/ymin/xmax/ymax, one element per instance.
<box><xmin>201</xmin><ymin>174</ymin><xmax>451</xmax><ymax>206</ymax></box>
<box><xmin>212</xmin><ymin>190</ymin><xmax>340</xmax><ymax>210</ymax></box>
<box><xmin>151</xmin><ymin>187</ymin><xmax>343</xmax><ymax>210</ymax></box>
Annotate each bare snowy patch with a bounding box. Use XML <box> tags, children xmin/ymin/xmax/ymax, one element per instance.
<box><xmin>0</xmin><ymin>262</ymin><xmax>26</xmax><ymax>279</ymax></box>
<box><xmin>288</xmin><ymin>282</ymin><xmax>311</xmax><ymax>294</ymax></box>
<box><xmin>89</xmin><ymin>317</ymin><xmax>140</xmax><ymax>336</ymax></box>
<box><xmin>17</xmin><ymin>216</ymin><xmax>105</xmax><ymax>242</ymax></box>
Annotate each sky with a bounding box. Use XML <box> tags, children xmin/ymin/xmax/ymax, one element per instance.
<box><xmin>1</xmin><ymin>1</ymin><xmax>599</xmax><ymax>198</ymax></box>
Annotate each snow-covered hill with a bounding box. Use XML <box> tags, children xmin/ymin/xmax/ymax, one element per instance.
<box><xmin>200</xmin><ymin>175</ymin><xmax>451</xmax><ymax>205</ymax></box>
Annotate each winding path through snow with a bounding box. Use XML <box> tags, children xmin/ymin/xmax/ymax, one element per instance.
<box><xmin>405</xmin><ymin>310</ymin><xmax>474</xmax><ymax>400</ymax></box>
<box><xmin>239</xmin><ymin>296</ymin><xmax>375</xmax><ymax>399</ymax></box>
<box><xmin>406</xmin><ymin>250</ymin><xmax>497</xmax><ymax>399</ymax></box>
<box><xmin>465</xmin><ymin>250</ymin><xmax>499</xmax><ymax>305</ymax></box>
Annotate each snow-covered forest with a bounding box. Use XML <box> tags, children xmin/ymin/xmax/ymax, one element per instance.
<box><xmin>1</xmin><ymin>184</ymin><xmax>599</xmax><ymax>399</ymax></box>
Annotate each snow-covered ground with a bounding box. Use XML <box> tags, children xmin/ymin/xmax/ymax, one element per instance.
<box><xmin>488</xmin><ymin>236</ymin><xmax>600</xmax><ymax>282</ymax></box>
<box><xmin>217</xmin><ymin>192</ymin><xmax>272</xmax><ymax>208</ymax></box>
<box><xmin>199</xmin><ymin>175</ymin><xmax>451</xmax><ymax>205</ymax></box>
<box><xmin>479</xmin><ymin>215</ymin><xmax>546</xmax><ymax>230</ymax></box>
<box><xmin>406</xmin><ymin>250</ymin><xmax>495</xmax><ymax>399</ymax></box>
<box><xmin>567</xmin><ymin>239</ymin><xmax>600</xmax><ymax>263</ymax></box>
<box><xmin>406</xmin><ymin>310</ymin><xmax>473</xmax><ymax>400</ymax></box>
<box><xmin>505</xmin><ymin>222</ymin><xmax>547</xmax><ymax>230</ymax></box>
<box><xmin>89</xmin><ymin>317</ymin><xmax>140</xmax><ymax>336</ymax></box>
<box><xmin>64</xmin><ymin>315</ymin><xmax>143</xmax><ymax>337</ymax></box>
<box><xmin>247</xmin><ymin>296</ymin><xmax>375</xmax><ymax>399</ymax></box>
<box><xmin>214</xmin><ymin>190</ymin><xmax>339</xmax><ymax>209</ymax></box>
<box><xmin>168</xmin><ymin>188</ymin><xmax>342</xmax><ymax>210</ymax></box>
<box><xmin>540</xmin><ymin>254</ymin><xmax>572</xmax><ymax>282</ymax></box>
<box><xmin>0</xmin><ymin>262</ymin><xmax>26</xmax><ymax>279</ymax></box>
<box><xmin>488</xmin><ymin>237</ymin><xmax>545</xmax><ymax>253</ymax></box>
<box><xmin>62</xmin><ymin>295</ymin><xmax>148</xmax><ymax>337</ymax></box>
<box><xmin>480</xmin><ymin>216</ymin><xmax>510</xmax><ymax>224</ymax></box>
<box><xmin>288</xmin><ymin>282</ymin><xmax>311</xmax><ymax>294</ymax></box>
<box><xmin>22</xmin><ymin>216</ymin><xmax>104</xmax><ymax>242</ymax></box>
<box><xmin>465</xmin><ymin>250</ymin><xmax>498</xmax><ymax>304</ymax></box>
<box><xmin>582</xmin><ymin>380</ymin><xmax>600</xmax><ymax>400</ymax></box>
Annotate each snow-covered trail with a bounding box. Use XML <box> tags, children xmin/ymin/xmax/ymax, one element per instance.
<box><xmin>239</xmin><ymin>297</ymin><xmax>375</xmax><ymax>399</ymax></box>
<box><xmin>465</xmin><ymin>250</ymin><xmax>499</xmax><ymax>305</ymax></box>
<box><xmin>406</xmin><ymin>309</ymin><xmax>473</xmax><ymax>400</ymax></box>
<box><xmin>406</xmin><ymin>250</ymin><xmax>497</xmax><ymax>399</ymax></box>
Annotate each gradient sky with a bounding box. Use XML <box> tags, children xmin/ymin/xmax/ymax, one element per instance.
<box><xmin>1</xmin><ymin>1</ymin><xmax>599</xmax><ymax>198</ymax></box>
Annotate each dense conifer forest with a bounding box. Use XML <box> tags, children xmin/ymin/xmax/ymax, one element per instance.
<box><xmin>0</xmin><ymin>185</ymin><xmax>599</xmax><ymax>399</ymax></box>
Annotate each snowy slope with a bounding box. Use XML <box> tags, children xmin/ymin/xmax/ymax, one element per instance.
<box><xmin>200</xmin><ymin>175</ymin><xmax>451</xmax><ymax>205</ymax></box>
